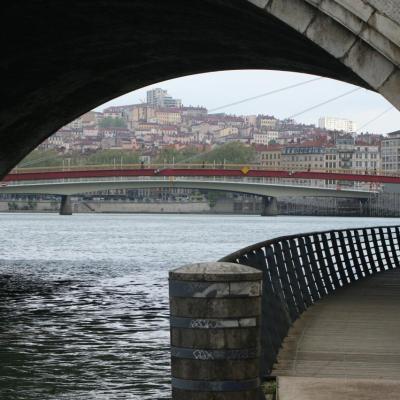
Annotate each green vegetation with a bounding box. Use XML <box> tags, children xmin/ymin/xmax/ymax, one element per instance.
<box><xmin>18</xmin><ymin>142</ymin><xmax>255</xmax><ymax>169</ymax></box>
<box><xmin>83</xmin><ymin>149</ymin><xmax>139</xmax><ymax>165</ymax></box>
<box><xmin>18</xmin><ymin>149</ymin><xmax>140</xmax><ymax>168</ymax></box>
<box><xmin>156</xmin><ymin>142</ymin><xmax>255</xmax><ymax>165</ymax></box>
<box><xmin>155</xmin><ymin>146</ymin><xmax>199</xmax><ymax>164</ymax></box>
<box><xmin>206</xmin><ymin>191</ymin><xmax>227</xmax><ymax>207</ymax></box>
<box><xmin>98</xmin><ymin>117</ymin><xmax>127</xmax><ymax>129</ymax></box>
<box><xmin>19</xmin><ymin>150</ymin><xmax>63</xmax><ymax>168</ymax></box>
<box><xmin>194</xmin><ymin>142</ymin><xmax>255</xmax><ymax>164</ymax></box>
<box><xmin>262</xmin><ymin>379</ymin><xmax>277</xmax><ymax>400</ymax></box>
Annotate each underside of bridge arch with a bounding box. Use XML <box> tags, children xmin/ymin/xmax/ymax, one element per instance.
<box><xmin>2</xmin><ymin>0</ymin><xmax>399</xmax><ymax>179</ymax></box>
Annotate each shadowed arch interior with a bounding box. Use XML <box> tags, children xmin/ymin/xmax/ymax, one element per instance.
<box><xmin>2</xmin><ymin>0</ymin><xmax>372</xmax><ymax>178</ymax></box>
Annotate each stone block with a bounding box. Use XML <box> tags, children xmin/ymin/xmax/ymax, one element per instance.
<box><xmin>268</xmin><ymin>0</ymin><xmax>316</xmax><ymax>34</ymax></box>
<box><xmin>170</xmin><ymin>262</ymin><xmax>262</xmax><ymax>282</ymax></box>
<box><xmin>247</xmin><ymin>0</ymin><xmax>270</xmax><ymax>8</ymax></box>
<box><xmin>379</xmin><ymin>69</ymin><xmax>400</xmax><ymax>110</ymax></box>
<box><xmin>306</xmin><ymin>12</ymin><xmax>357</xmax><ymax>58</ymax></box>
<box><xmin>229</xmin><ymin>280</ymin><xmax>262</xmax><ymax>297</ymax></box>
<box><xmin>305</xmin><ymin>0</ymin><xmax>322</xmax><ymax>7</ymax></box>
<box><xmin>172</xmin><ymin>358</ymin><xmax>258</xmax><ymax>380</ymax></box>
<box><xmin>343</xmin><ymin>39</ymin><xmax>395</xmax><ymax>89</ymax></box>
<box><xmin>319</xmin><ymin>0</ymin><xmax>363</xmax><ymax>34</ymax></box>
<box><xmin>334</xmin><ymin>0</ymin><xmax>374</xmax><ymax>22</ymax></box>
<box><xmin>172</xmin><ymin>388</ymin><xmax>260</xmax><ymax>400</ymax></box>
<box><xmin>369</xmin><ymin>12</ymin><xmax>400</xmax><ymax>48</ymax></box>
<box><xmin>171</xmin><ymin>327</ymin><xmax>259</xmax><ymax>349</ymax></box>
<box><xmin>170</xmin><ymin>297</ymin><xmax>261</xmax><ymax>318</ymax></box>
<box><xmin>360</xmin><ymin>26</ymin><xmax>400</xmax><ymax>67</ymax></box>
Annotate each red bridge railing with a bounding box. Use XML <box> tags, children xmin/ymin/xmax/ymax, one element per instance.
<box><xmin>3</xmin><ymin>167</ymin><xmax>400</xmax><ymax>185</ymax></box>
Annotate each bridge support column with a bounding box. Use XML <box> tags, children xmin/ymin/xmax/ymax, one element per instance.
<box><xmin>59</xmin><ymin>195</ymin><xmax>72</xmax><ymax>215</ymax></box>
<box><xmin>169</xmin><ymin>262</ymin><xmax>263</xmax><ymax>400</ymax></box>
<box><xmin>261</xmin><ymin>196</ymin><xmax>278</xmax><ymax>216</ymax></box>
<box><xmin>359</xmin><ymin>198</ymin><xmax>370</xmax><ymax>217</ymax></box>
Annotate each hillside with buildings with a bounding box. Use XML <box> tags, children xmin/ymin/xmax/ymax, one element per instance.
<box><xmin>33</xmin><ymin>87</ymin><xmax>398</xmax><ymax>174</ymax></box>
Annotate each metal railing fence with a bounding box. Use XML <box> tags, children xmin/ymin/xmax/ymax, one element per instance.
<box><xmin>220</xmin><ymin>225</ymin><xmax>400</xmax><ymax>377</ymax></box>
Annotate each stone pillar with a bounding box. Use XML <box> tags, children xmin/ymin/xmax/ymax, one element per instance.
<box><xmin>59</xmin><ymin>195</ymin><xmax>72</xmax><ymax>215</ymax></box>
<box><xmin>169</xmin><ymin>262</ymin><xmax>263</xmax><ymax>400</ymax></box>
<box><xmin>261</xmin><ymin>196</ymin><xmax>278</xmax><ymax>216</ymax></box>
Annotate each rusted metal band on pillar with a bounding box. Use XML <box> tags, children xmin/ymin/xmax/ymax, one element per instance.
<box><xmin>169</xmin><ymin>280</ymin><xmax>261</xmax><ymax>298</ymax></box>
<box><xmin>172</xmin><ymin>377</ymin><xmax>260</xmax><ymax>391</ymax></box>
<box><xmin>171</xmin><ymin>346</ymin><xmax>259</xmax><ymax>360</ymax></box>
<box><xmin>170</xmin><ymin>316</ymin><xmax>257</xmax><ymax>329</ymax></box>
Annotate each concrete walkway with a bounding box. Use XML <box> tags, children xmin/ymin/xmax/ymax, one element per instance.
<box><xmin>277</xmin><ymin>376</ymin><xmax>400</xmax><ymax>400</ymax></box>
<box><xmin>273</xmin><ymin>268</ymin><xmax>400</xmax><ymax>399</ymax></box>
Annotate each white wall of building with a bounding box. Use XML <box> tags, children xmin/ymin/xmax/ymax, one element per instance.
<box><xmin>319</xmin><ymin>117</ymin><xmax>357</xmax><ymax>133</ymax></box>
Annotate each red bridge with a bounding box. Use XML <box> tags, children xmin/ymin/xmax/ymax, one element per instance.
<box><xmin>3</xmin><ymin>167</ymin><xmax>400</xmax><ymax>185</ymax></box>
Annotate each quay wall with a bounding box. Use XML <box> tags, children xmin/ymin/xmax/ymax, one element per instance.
<box><xmin>1</xmin><ymin>194</ymin><xmax>400</xmax><ymax>216</ymax></box>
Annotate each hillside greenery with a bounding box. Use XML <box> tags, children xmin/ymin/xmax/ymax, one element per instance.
<box><xmin>18</xmin><ymin>142</ymin><xmax>255</xmax><ymax>169</ymax></box>
<box><xmin>98</xmin><ymin>117</ymin><xmax>127</xmax><ymax>129</ymax></box>
<box><xmin>18</xmin><ymin>149</ymin><xmax>140</xmax><ymax>168</ymax></box>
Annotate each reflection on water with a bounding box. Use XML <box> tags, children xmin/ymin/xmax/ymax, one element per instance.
<box><xmin>0</xmin><ymin>213</ymin><xmax>398</xmax><ymax>399</ymax></box>
<box><xmin>0</xmin><ymin>267</ymin><xmax>169</xmax><ymax>400</ymax></box>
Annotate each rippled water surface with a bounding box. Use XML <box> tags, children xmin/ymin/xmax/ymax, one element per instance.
<box><xmin>0</xmin><ymin>213</ymin><xmax>398</xmax><ymax>399</ymax></box>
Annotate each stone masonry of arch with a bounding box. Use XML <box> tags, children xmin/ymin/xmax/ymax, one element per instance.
<box><xmin>249</xmin><ymin>0</ymin><xmax>400</xmax><ymax>110</ymax></box>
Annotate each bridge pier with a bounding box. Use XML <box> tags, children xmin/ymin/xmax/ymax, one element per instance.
<box><xmin>359</xmin><ymin>198</ymin><xmax>370</xmax><ymax>217</ymax></box>
<box><xmin>169</xmin><ymin>262</ymin><xmax>263</xmax><ymax>400</ymax></box>
<box><xmin>59</xmin><ymin>195</ymin><xmax>72</xmax><ymax>215</ymax></box>
<box><xmin>261</xmin><ymin>196</ymin><xmax>278</xmax><ymax>216</ymax></box>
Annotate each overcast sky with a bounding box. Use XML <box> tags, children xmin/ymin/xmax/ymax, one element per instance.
<box><xmin>95</xmin><ymin>70</ymin><xmax>400</xmax><ymax>135</ymax></box>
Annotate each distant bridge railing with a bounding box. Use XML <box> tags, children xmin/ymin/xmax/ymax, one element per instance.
<box><xmin>9</xmin><ymin>163</ymin><xmax>400</xmax><ymax>178</ymax></box>
<box><xmin>2</xmin><ymin>167</ymin><xmax>394</xmax><ymax>192</ymax></box>
<box><xmin>219</xmin><ymin>225</ymin><xmax>400</xmax><ymax>378</ymax></box>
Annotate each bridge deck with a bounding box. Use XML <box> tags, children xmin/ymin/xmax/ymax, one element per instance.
<box><xmin>273</xmin><ymin>268</ymin><xmax>400</xmax><ymax>399</ymax></box>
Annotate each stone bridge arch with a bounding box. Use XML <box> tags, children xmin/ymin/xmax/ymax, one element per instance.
<box><xmin>2</xmin><ymin>0</ymin><xmax>399</xmax><ymax>177</ymax></box>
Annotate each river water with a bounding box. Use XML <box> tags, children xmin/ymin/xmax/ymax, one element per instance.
<box><xmin>0</xmin><ymin>213</ymin><xmax>399</xmax><ymax>399</ymax></box>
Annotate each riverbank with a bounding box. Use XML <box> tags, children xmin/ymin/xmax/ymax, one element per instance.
<box><xmin>2</xmin><ymin>194</ymin><xmax>400</xmax><ymax>216</ymax></box>
<box><xmin>1</xmin><ymin>200</ymin><xmax>211</xmax><ymax>214</ymax></box>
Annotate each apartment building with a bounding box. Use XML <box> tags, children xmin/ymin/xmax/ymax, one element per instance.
<box><xmin>353</xmin><ymin>143</ymin><xmax>380</xmax><ymax>172</ymax></box>
<box><xmin>147</xmin><ymin>88</ymin><xmax>182</xmax><ymax>108</ymax></box>
<box><xmin>258</xmin><ymin>115</ymin><xmax>278</xmax><ymax>130</ymax></box>
<box><xmin>319</xmin><ymin>116</ymin><xmax>357</xmax><ymax>133</ymax></box>
<box><xmin>252</xmin><ymin>130</ymin><xmax>279</xmax><ymax>145</ymax></box>
<box><xmin>155</xmin><ymin>108</ymin><xmax>182</xmax><ymax>125</ymax></box>
<box><xmin>256</xmin><ymin>144</ymin><xmax>282</xmax><ymax>169</ymax></box>
<box><xmin>281</xmin><ymin>143</ymin><xmax>325</xmax><ymax>171</ymax></box>
<box><xmin>381</xmin><ymin>130</ymin><xmax>400</xmax><ymax>173</ymax></box>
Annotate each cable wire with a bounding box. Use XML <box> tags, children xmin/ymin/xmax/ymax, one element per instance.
<box><xmin>357</xmin><ymin>106</ymin><xmax>394</xmax><ymax>132</ymax></box>
<box><xmin>287</xmin><ymin>87</ymin><xmax>361</xmax><ymax>120</ymax></box>
<box><xmin>209</xmin><ymin>77</ymin><xmax>323</xmax><ymax>113</ymax></box>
